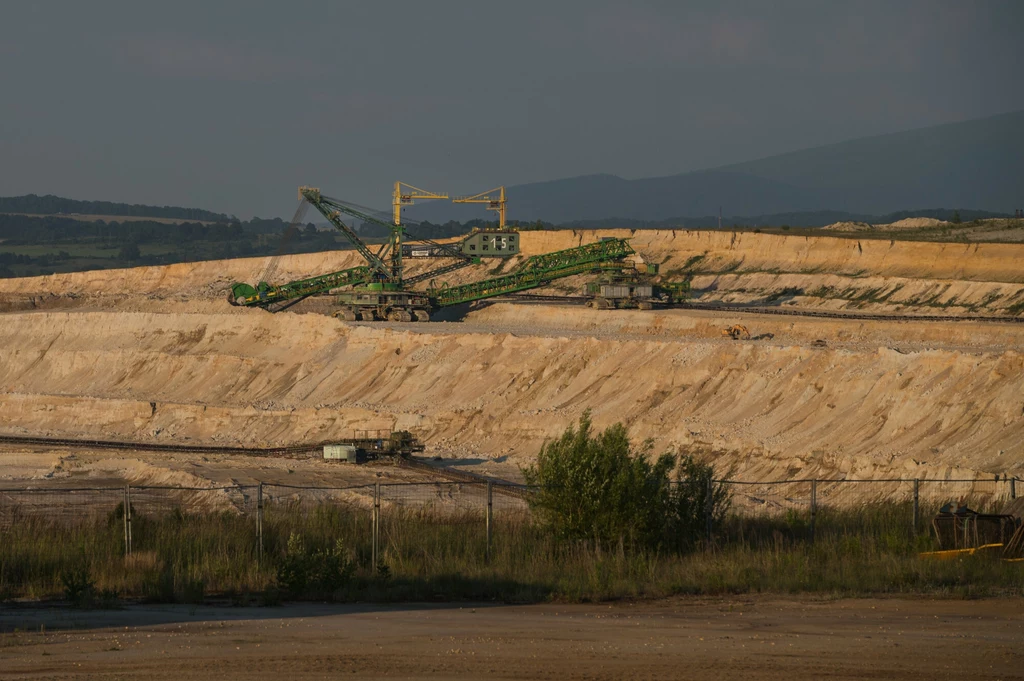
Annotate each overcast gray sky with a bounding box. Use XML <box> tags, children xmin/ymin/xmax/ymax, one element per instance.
<box><xmin>1</xmin><ymin>1</ymin><xmax>1022</xmax><ymax>218</ymax></box>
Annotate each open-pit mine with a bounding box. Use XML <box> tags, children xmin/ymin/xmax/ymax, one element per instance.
<box><xmin>1</xmin><ymin>227</ymin><xmax>1022</xmax><ymax>492</ymax></box>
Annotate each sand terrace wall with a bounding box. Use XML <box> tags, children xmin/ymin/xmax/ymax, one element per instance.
<box><xmin>1</xmin><ymin>308</ymin><xmax>1021</xmax><ymax>481</ymax></box>
<box><xmin>2</xmin><ymin>229</ymin><xmax>1022</xmax><ymax>304</ymax></box>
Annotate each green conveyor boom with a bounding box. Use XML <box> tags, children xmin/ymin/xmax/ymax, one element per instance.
<box><xmin>428</xmin><ymin>238</ymin><xmax>634</xmax><ymax>307</ymax></box>
<box><xmin>230</xmin><ymin>236</ymin><xmax>636</xmax><ymax>312</ymax></box>
<box><xmin>229</xmin><ymin>265</ymin><xmax>374</xmax><ymax>307</ymax></box>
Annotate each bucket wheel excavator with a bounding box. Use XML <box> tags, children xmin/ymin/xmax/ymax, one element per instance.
<box><xmin>228</xmin><ymin>184</ymin><xmax>677</xmax><ymax>321</ymax></box>
<box><xmin>229</xmin><ymin>186</ymin><xmax>478</xmax><ymax>320</ymax></box>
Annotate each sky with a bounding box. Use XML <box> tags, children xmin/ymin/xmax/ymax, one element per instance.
<box><xmin>1</xmin><ymin>1</ymin><xmax>1022</xmax><ymax>219</ymax></box>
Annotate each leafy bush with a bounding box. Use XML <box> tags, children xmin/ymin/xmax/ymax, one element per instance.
<box><xmin>666</xmin><ymin>455</ymin><xmax>730</xmax><ymax>550</ymax></box>
<box><xmin>60</xmin><ymin>565</ymin><xmax>119</xmax><ymax>608</ymax></box>
<box><xmin>522</xmin><ymin>411</ymin><xmax>728</xmax><ymax>551</ymax></box>
<box><xmin>276</xmin><ymin>533</ymin><xmax>355</xmax><ymax>598</ymax></box>
<box><xmin>61</xmin><ymin>565</ymin><xmax>95</xmax><ymax>606</ymax></box>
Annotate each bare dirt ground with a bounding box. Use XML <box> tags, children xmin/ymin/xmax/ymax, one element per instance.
<box><xmin>0</xmin><ymin>448</ymin><xmax>439</xmax><ymax>490</ymax></box>
<box><xmin>1</xmin><ymin>597</ymin><xmax>1020</xmax><ymax>680</ymax></box>
<box><xmin>823</xmin><ymin>217</ymin><xmax>1024</xmax><ymax>243</ymax></box>
<box><xmin>1</xmin><ymin>228</ymin><xmax>1022</xmax><ymax>492</ymax></box>
<box><xmin>1</xmin><ymin>303</ymin><xmax>1020</xmax><ymax>487</ymax></box>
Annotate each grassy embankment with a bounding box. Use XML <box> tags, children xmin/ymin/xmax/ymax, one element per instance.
<box><xmin>1</xmin><ymin>502</ymin><xmax>1019</xmax><ymax>606</ymax></box>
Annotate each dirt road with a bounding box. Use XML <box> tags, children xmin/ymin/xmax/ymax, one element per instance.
<box><xmin>1</xmin><ymin>597</ymin><xmax>1020</xmax><ymax>680</ymax></box>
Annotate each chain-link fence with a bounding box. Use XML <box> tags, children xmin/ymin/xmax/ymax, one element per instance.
<box><xmin>719</xmin><ymin>477</ymin><xmax>1018</xmax><ymax>545</ymax></box>
<box><xmin>0</xmin><ymin>477</ymin><xmax>1018</xmax><ymax>561</ymax></box>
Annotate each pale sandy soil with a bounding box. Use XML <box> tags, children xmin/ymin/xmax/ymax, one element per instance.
<box><xmin>1</xmin><ymin>304</ymin><xmax>1021</xmax><ymax>486</ymax></box>
<box><xmin>3</xmin><ymin>228</ymin><xmax>1024</xmax><ymax>315</ymax></box>
<box><xmin>823</xmin><ymin>217</ymin><xmax>1024</xmax><ymax>243</ymax></box>
<box><xmin>827</xmin><ymin>217</ymin><xmax>949</xmax><ymax>231</ymax></box>
<box><xmin>1</xmin><ymin>597</ymin><xmax>1021</xmax><ymax>680</ymax></box>
<box><xmin>0</xmin><ymin>449</ymin><xmax>436</xmax><ymax>490</ymax></box>
<box><xmin>0</xmin><ymin>228</ymin><xmax>1022</xmax><ymax>495</ymax></box>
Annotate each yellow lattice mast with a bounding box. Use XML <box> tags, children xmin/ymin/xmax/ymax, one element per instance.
<box><xmin>392</xmin><ymin>182</ymin><xmax>449</xmax><ymax>225</ymax></box>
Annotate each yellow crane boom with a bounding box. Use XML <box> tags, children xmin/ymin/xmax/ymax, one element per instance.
<box><xmin>393</xmin><ymin>182</ymin><xmax>448</xmax><ymax>225</ymax></box>
<box><xmin>452</xmin><ymin>186</ymin><xmax>507</xmax><ymax>228</ymax></box>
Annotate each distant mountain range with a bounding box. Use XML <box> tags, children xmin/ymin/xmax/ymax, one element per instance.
<box><xmin>4</xmin><ymin>110</ymin><xmax>1021</xmax><ymax>228</ymax></box>
<box><xmin>408</xmin><ymin>110</ymin><xmax>1024</xmax><ymax>224</ymax></box>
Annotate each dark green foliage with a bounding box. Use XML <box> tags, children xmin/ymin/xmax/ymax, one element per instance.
<box><xmin>0</xmin><ymin>194</ymin><xmax>229</xmax><ymax>222</ymax></box>
<box><xmin>141</xmin><ymin>565</ymin><xmax>176</xmax><ymax>603</ymax></box>
<box><xmin>118</xmin><ymin>243</ymin><xmax>140</xmax><ymax>261</ymax></box>
<box><xmin>666</xmin><ymin>456</ymin><xmax>730</xmax><ymax>550</ymax></box>
<box><xmin>275</xmin><ymin>533</ymin><xmax>355</xmax><ymax>598</ymax></box>
<box><xmin>522</xmin><ymin>412</ymin><xmax>727</xmax><ymax>551</ymax></box>
<box><xmin>0</xmin><ymin>210</ymin><xmax>538</xmax><ymax>278</ymax></box>
<box><xmin>61</xmin><ymin>565</ymin><xmax>94</xmax><ymax>606</ymax></box>
<box><xmin>1</xmin><ymin>499</ymin><xmax>1022</xmax><ymax>605</ymax></box>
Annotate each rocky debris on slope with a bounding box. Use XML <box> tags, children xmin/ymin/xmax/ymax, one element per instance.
<box><xmin>884</xmin><ymin>217</ymin><xmax>949</xmax><ymax>229</ymax></box>
<box><xmin>823</xmin><ymin>218</ymin><xmax>949</xmax><ymax>231</ymax></box>
<box><xmin>2</xmin><ymin>228</ymin><xmax>1023</xmax><ymax>320</ymax></box>
<box><xmin>1</xmin><ymin>308</ymin><xmax>1021</xmax><ymax>485</ymax></box>
<box><xmin>823</xmin><ymin>221</ymin><xmax>873</xmax><ymax>231</ymax></box>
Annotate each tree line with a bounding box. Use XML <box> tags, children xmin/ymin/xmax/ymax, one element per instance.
<box><xmin>0</xmin><ymin>194</ymin><xmax>228</xmax><ymax>222</ymax></box>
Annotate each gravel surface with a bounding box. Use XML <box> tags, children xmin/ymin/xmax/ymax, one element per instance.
<box><xmin>1</xmin><ymin>597</ymin><xmax>1021</xmax><ymax>680</ymax></box>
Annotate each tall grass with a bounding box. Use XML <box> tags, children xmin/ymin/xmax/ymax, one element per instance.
<box><xmin>0</xmin><ymin>500</ymin><xmax>1020</xmax><ymax>605</ymax></box>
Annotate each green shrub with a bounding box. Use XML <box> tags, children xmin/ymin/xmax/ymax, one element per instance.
<box><xmin>522</xmin><ymin>411</ymin><xmax>728</xmax><ymax>552</ymax></box>
<box><xmin>61</xmin><ymin>565</ymin><xmax>94</xmax><ymax>607</ymax></box>
<box><xmin>276</xmin><ymin>533</ymin><xmax>355</xmax><ymax>598</ymax></box>
<box><xmin>666</xmin><ymin>456</ymin><xmax>730</xmax><ymax>550</ymax></box>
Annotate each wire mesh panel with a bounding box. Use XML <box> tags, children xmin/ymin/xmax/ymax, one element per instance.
<box><xmin>381</xmin><ymin>481</ymin><xmax>490</xmax><ymax>513</ymax></box>
<box><xmin>261</xmin><ymin>484</ymin><xmax>375</xmax><ymax>566</ymax></box>
<box><xmin>0</xmin><ymin>487</ymin><xmax>124</xmax><ymax>529</ymax></box>
<box><xmin>128</xmin><ymin>485</ymin><xmax>258</xmax><ymax>518</ymax></box>
<box><xmin>379</xmin><ymin>483</ymin><xmax>489</xmax><ymax>569</ymax></box>
<box><xmin>814</xmin><ymin>479</ymin><xmax>916</xmax><ymax>542</ymax></box>
<box><xmin>722</xmin><ymin>480</ymin><xmax>813</xmax><ymax>518</ymax></box>
<box><xmin>919</xmin><ymin>478</ymin><xmax>1013</xmax><ymax>513</ymax></box>
<box><xmin>491</xmin><ymin>483</ymin><xmax>533</xmax><ymax>514</ymax></box>
<box><xmin>718</xmin><ymin>480</ymin><xmax>814</xmax><ymax>545</ymax></box>
<box><xmin>490</xmin><ymin>483</ymin><xmax>537</xmax><ymax>564</ymax></box>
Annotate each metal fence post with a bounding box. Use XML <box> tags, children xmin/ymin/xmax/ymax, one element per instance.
<box><xmin>122</xmin><ymin>485</ymin><xmax>130</xmax><ymax>557</ymax></box>
<box><xmin>257</xmin><ymin>482</ymin><xmax>264</xmax><ymax>562</ymax></box>
<box><xmin>705</xmin><ymin>476</ymin><xmax>713</xmax><ymax>545</ymax></box>
<box><xmin>912</xmin><ymin>479</ymin><xmax>920</xmax><ymax>533</ymax></box>
<box><xmin>809</xmin><ymin>479</ymin><xmax>817</xmax><ymax>545</ymax></box>
<box><xmin>372</xmin><ymin>482</ymin><xmax>380</xmax><ymax>568</ymax></box>
<box><xmin>125</xmin><ymin>484</ymin><xmax>132</xmax><ymax>556</ymax></box>
<box><xmin>486</xmin><ymin>481</ymin><xmax>493</xmax><ymax>563</ymax></box>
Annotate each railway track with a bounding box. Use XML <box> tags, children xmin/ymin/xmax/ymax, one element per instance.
<box><xmin>491</xmin><ymin>295</ymin><xmax>1024</xmax><ymax>324</ymax></box>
